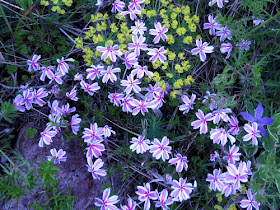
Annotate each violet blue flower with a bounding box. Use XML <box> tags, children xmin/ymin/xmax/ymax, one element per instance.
<box><xmin>240</xmin><ymin>103</ymin><xmax>274</xmax><ymax>137</ymax></box>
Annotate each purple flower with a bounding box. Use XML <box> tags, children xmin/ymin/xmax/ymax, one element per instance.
<box><xmin>149</xmin><ymin>21</ymin><xmax>168</xmax><ymax>44</ymax></box>
<box><xmin>96</xmin><ymin>45</ymin><xmax>123</xmax><ymax>62</ymax></box>
<box><xmin>131</xmin><ymin>20</ymin><xmax>147</xmax><ymax>36</ymax></box>
<box><xmin>130</xmin><ymin>135</ymin><xmax>150</xmax><ymax>154</ymax></box>
<box><xmin>100</xmin><ymin>66</ymin><xmax>121</xmax><ymax>83</ymax></box>
<box><xmin>240</xmin><ymin>103</ymin><xmax>274</xmax><ymax>136</ymax></box>
<box><xmin>147</xmin><ymin>47</ymin><xmax>167</xmax><ymax>63</ymax></box>
<box><xmin>216</xmin><ymin>26</ymin><xmax>232</xmax><ymax>42</ymax></box>
<box><xmin>171</xmin><ymin>178</ymin><xmax>193</xmax><ymax>202</ymax></box>
<box><xmin>206</xmin><ymin>168</ymin><xmax>224</xmax><ymax>191</ymax></box>
<box><xmin>123</xmin><ymin>52</ymin><xmax>138</xmax><ymax>69</ymax></box>
<box><xmin>237</xmin><ymin>38</ymin><xmax>251</xmax><ymax>51</ymax></box>
<box><xmin>111</xmin><ymin>0</ymin><xmax>125</xmax><ymax>13</ymax></box>
<box><xmin>95</xmin><ymin>188</ymin><xmax>119</xmax><ymax>210</ymax></box>
<box><xmin>128</xmin><ymin>0</ymin><xmax>145</xmax><ymax>10</ymax></box>
<box><xmin>209</xmin><ymin>0</ymin><xmax>229</xmax><ymax>8</ymax></box>
<box><xmin>243</xmin><ymin>122</ymin><xmax>261</xmax><ymax>146</ymax></box>
<box><xmin>203</xmin><ymin>15</ymin><xmax>222</xmax><ymax>35</ymax></box>
<box><xmin>27</xmin><ymin>55</ymin><xmax>41</xmax><ymax>72</ymax></box>
<box><xmin>191</xmin><ymin>39</ymin><xmax>214</xmax><ymax>62</ymax></box>
<box><xmin>87</xmin><ymin>158</ymin><xmax>107</xmax><ymax>179</ymax></box>
<box><xmin>47</xmin><ymin>148</ymin><xmax>67</xmax><ymax>164</ymax></box>
<box><xmin>223</xmin><ymin>144</ymin><xmax>241</xmax><ymax>164</ymax></box>
<box><xmin>108</xmin><ymin>93</ymin><xmax>124</xmax><ymax>107</ymax></box>
<box><xmin>155</xmin><ymin>189</ymin><xmax>174</xmax><ymax>209</ymax></box>
<box><xmin>136</xmin><ymin>183</ymin><xmax>157</xmax><ymax>210</ymax></box>
<box><xmin>128</xmin><ymin>35</ymin><xmax>148</xmax><ymax>56</ymax></box>
<box><xmin>220</xmin><ymin>42</ymin><xmax>233</xmax><ymax>59</ymax></box>
<box><xmin>240</xmin><ymin>189</ymin><xmax>260</xmax><ymax>210</ymax></box>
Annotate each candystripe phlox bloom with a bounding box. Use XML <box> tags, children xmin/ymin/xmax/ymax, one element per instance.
<box><xmin>223</xmin><ymin>144</ymin><xmax>241</xmax><ymax>164</ymax></box>
<box><xmin>50</xmin><ymin>71</ymin><xmax>64</xmax><ymax>84</ymax></box>
<box><xmin>108</xmin><ymin>92</ymin><xmax>124</xmax><ymax>107</ymax></box>
<box><xmin>82</xmin><ymin>123</ymin><xmax>103</xmax><ymax>143</ymax></box>
<box><xmin>220</xmin><ymin>43</ymin><xmax>233</xmax><ymax>59</ymax></box>
<box><xmin>121</xmin><ymin>197</ymin><xmax>136</xmax><ymax>210</ymax></box>
<box><xmin>121</xmin><ymin>94</ymin><xmax>134</xmax><ymax>113</ymax></box>
<box><xmin>95</xmin><ymin>188</ymin><xmax>119</xmax><ymax>210</ymax></box>
<box><xmin>86</xmin><ymin>65</ymin><xmax>103</xmax><ymax>80</ymax></box>
<box><xmin>123</xmin><ymin>52</ymin><xmax>138</xmax><ymax>69</ymax></box>
<box><xmin>147</xmin><ymin>47</ymin><xmax>167</xmax><ymax>63</ymax></box>
<box><xmin>66</xmin><ymin>87</ymin><xmax>79</xmax><ymax>101</ymax></box>
<box><xmin>131</xmin><ymin>65</ymin><xmax>153</xmax><ymax>79</ymax></box>
<box><xmin>168</xmin><ymin>153</ymin><xmax>188</xmax><ymax>173</ymax></box>
<box><xmin>121</xmin><ymin>8</ymin><xmax>141</xmax><ymax>20</ymax></box>
<box><xmin>130</xmin><ymin>135</ymin><xmax>150</xmax><ymax>154</ymax></box>
<box><xmin>40</xmin><ymin>66</ymin><xmax>55</xmax><ymax>81</ymax></box>
<box><xmin>224</xmin><ymin>162</ymin><xmax>248</xmax><ymax>190</ymax></box>
<box><xmin>206</xmin><ymin>168</ymin><xmax>224</xmax><ymax>191</ymax></box>
<box><xmin>212</xmin><ymin>108</ymin><xmax>232</xmax><ymax>124</ymax></box>
<box><xmin>128</xmin><ymin>0</ymin><xmax>145</xmax><ymax>10</ymax></box>
<box><xmin>80</xmin><ymin>80</ymin><xmax>100</xmax><ymax>96</ymax></box>
<box><xmin>102</xmin><ymin>125</ymin><xmax>116</xmax><ymax>137</ymax></box>
<box><xmin>13</xmin><ymin>95</ymin><xmax>25</xmax><ymax>112</ymax></box>
<box><xmin>243</xmin><ymin>122</ymin><xmax>261</xmax><ymax>146</ymax></box>
<box><xmin>149</xmin><ymin>136</ymin><xmax>172</xmax><ymax>161</ymax></box>
<box><xmin>222</xmin><ymin>182</ymin><xmax>236</xmax><ymax>197</ymax></box>
<box><xmin>202</xmin><ymin>91</ymin><xmax>217</xmax><ymax>110</ymax></box>
<box><xmin>112</xmin><ymin>0</ymin><xmax>125</xmax><ymax>13</ymax></box>
<box><xmin>39</xmin><ymin>126</ymin><xmax>57</xmax><ymax>147</ymax></box>
<box><xmin>240</xmin><ymin>189</ymin><xmax>260</xmax><ymax>210</ymax></box>
<box><xmin>209</xmin><ymin>0</ymin><xmax>229</xmax><ymax>9</ymax></box>
<box><xmin>22</xmin><ymin>89</ymin><xmax>34</xmax><ymax>110</ymax></box>
<box><xmin>101</xmin><ymin>66</ymin><xmax>121</xmax><ymax>83</ymax></box>
<box><xmin>86</xmin><ymin>140</ymin><xmax>105</xmax><ymax>158</ymax></box>
<box><xmin>136</xmin><ymin>183</ymin><xmax>157</xmax><ymax>210</ymax></box>
<box><xmin>120</xmin><ymin>74</ymin><xmax>141</xmax><ymax>94</ymax></box>
<box><xmin>57</xmin><ymin>103</ymin><xmax>76</xmax><ymax>116</ymax></box>
<box><xmin>210</xmin><ymin>127</ymin><xmax>236</xmax><ymax>146</ymax></box>
<box><xmin>216</xmin><ymin>26</ymin><xmax>232</xmax><ymax>42</ymax></box>
<box><xmin>131</xmin><ymin>20</ymin><xmax>147</xmax><ymax>36</ymax></box>
<box><xmin>56</xmin><ymin>57</ymin><xmax>74</xmax><ymax>75</ymax></box>
<box><xmin>87</xmin><ymin>158</ymin><xmax>107</xmax><ymax>179</ymax></box>
<box><xmin>70</xmin><ymin>114</ymin><xmax>81</xmax><ymax>135</ymax></box>
<box><xmin>191</xmin><ymin>39</ymin><xmax>214</xmax><ymax>62</ymax></box>
<box><xmin>149</xmin><ymin>22</ymin><xmax>168</xmax><ymax>43</ymax></box>
<box><xmin>27</xmin><ymin>54</ymin><xmax>41</xmax><ymax>72</ymax></box>
<box><xmin>171</xmin><ymin>178</ymin><xmax>193</xmax><ymax>202</ymax></box>
<box><xmin>128</xmin><ymin>35</ymin><xmax>148</xmax><ymax>56</ymax></box>
<box><xmin>203</xmin><ymin>15</ymin><xmax>222</xmax><ymax>35</ymax></box>
<box><xmin>155</xmin><ymin>189</ymin><xmax>174</xmax><ymax>209</ymax></box>
<box><xmin>179</xmin><ymin>94</ymin><xmax>196</xmax><ymax>114</ymax></box>
<box><xmin>32</xmin><ymin>88</ymin><xmax>48</xmax><ymax>107</ymax></box>
<box><xmin>228</xmin><ymin>116</ymin><xmax>239</xmax><ymax>135</ymax></box>
<box><xmin>96</xmin><ymin>45</ymin><xmax>123</xmax><ymax>62</ymax></box>
<box><xmin>47</xmin><ymin>148</ymin><xmax>67</xmax><ymax>164</ymax></box>
<box><xmin>191</xmin><ymin>109</ymin><xmax>213</xmax><ymax>134</ymax></box>
<box><xmin>130</xmin><ymin>99</ymin><xmax>153</xmax><ymax>116</ymax></box>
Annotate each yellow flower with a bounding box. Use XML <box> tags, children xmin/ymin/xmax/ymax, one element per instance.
<box><xmin>142</xmin><ymin>8</ymin><xmax>146</xmax><ymax>14</ymax></box>
<box><xmin>178</xmin><ymin>53</ymin><xmax>185</xmax><ymax>59</ymax></box>
<box><xmin>163</xmin><ymin>19</ymin><xmax>170</xmax><ymax>28</ymax></box>
<box><xmin>101</xmin><ymin>21</ymin><xmax>107</xmax><ymax>30</ymax></box>
<box><xmin>182</xmin><ymin>5</ymin><xmax>190</xmax><ymax>15</ymax></box>
<box><xmin>75</xmin><ymin>37</ymin><xmax>83</xmax><ymax>48</ymax></box>
<box><xmin>168</xmin><ymin>52</ymin><xmax>176</xmax><ymax>61</ymax></box>
<box><xmin>189</xmin><ymin>23</ymin><xmax>197</xmax><ymax>32</ymax></box>
<box><xmin>184</xmin><ymin>75</ymin><xmax>194</xmax><ymax>85</ymax></box>
<box><xmin>105</xmin><ymin>40</ymin><xmax>114</xmax><ymax>47</ymax></box>
<box><xmin>183</xmin><ymin>36</ymin><xmax>193</xmax><ymax>44</ymax></box>
<box><xmin>116</xmin><ymin>13</ymin><xmax>126</xmax><ymax>20</ymax></box>
<box><xmin>171</xmin><ymin>20</ymin><xmax>178</xmax><ymax>29</ymax></box>
<box><xmin>192</xmin><ymin>15</ymin><xmax>200</xmax><ymax>23</ymax></box>
<box><xmin>105</xmin><ymin>58</ymin><xmax>111</xmax><ymax>64</ymax></box>
<box><xmin>160</xmin><ymin>0</ymin><xmax>169</xmax><ymax>5</ymax></box>
<box><xmin>184</xmin><ymin>15</ymin><xmax>192</xmax><ymax>24</ymax></box>
<box><xmin>170</xmin><ymin>90</ymin><xmax>179</xmax><ymax>99</ymax></box>
<box><xmin>170</xmin><ymin>13</ymin><xmax>177</xmax><ymax>20</ymax></box>
<box><xmin>166</xmin><ymin>73</ymin><xmax>173</xmax><ymax>78</ymax></box>
<box><xmin>160</xmin><ymin>9</ymin><xmax>166</xmax><ymax>16</ymax></box>
<box><xmin>92</xmin><ymin>34</ymin><xmax>104</xmax><ymax>43</ymax></box>
<box><xmin>176</xmin><ymin>27</ymin><xmax>187</xmax><ymax>36</ymax></box>
<box><xmin>52</xmin><ymin>0</ymin><xmax>59</xmax><ymax>4</ymax></box>
<box><xmin>167</xmin><ymin>34</ymin><xmax>174</xmax><ymax>44</ymax></box>
<box><xmin>158</xmin><ymin>80</ymin><xmax>166</xmax><ymax>91</ymax></box>
<box><xmin>174</xmin><ymin>7</ymin><xmax>181</xmax><ymax>13</ymax></box>
<box><xmin>152</xmin><ymin>71</ymin><xmax>161</xmax><ymax>82</ymax></box>
<box><xmin>162</xmin><ymin>61</ymin><xmax>168</xmax><ymax>70</ymax></box>
<box><xmin>145</xmin><ymin>0</ymin><xmax>151</xmax><ymax>4</ymax></box>
<box><xmin>119</xmin><ymin>44</ymin><xmax>127</xmax><ymax>53</ymax></box>
<box><xmin>110</xmin><ymin>23</ymin><xmax>118</xmax><ymax>33</ymax></box>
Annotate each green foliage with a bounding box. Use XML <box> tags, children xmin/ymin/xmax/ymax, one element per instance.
<box><xmin>0</xmin><ymin>101</ymin><xmax>20</xmax><ymax>124</ymax></box>
<box><xmin>26</xmin><ymin>127</ymin><xmax>38</xmax><ymax>138</ymax></box>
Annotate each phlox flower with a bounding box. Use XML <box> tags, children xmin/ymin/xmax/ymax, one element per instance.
<box><xmin>87</xmin><ymin>158</ymin><xmax>107</xmax><ymax>179</ymax></box>
<box><xmin>70</xmin><ymin>114</ymin><xmax>81</xmax><ymax>135</ymax></box>
<box><xmin>222</xmin><ymin>182</ymin><xmax>236</xmax><ymax>197</ymax></box>
<box><xmin>130</xmin><ymin>99</ymin><xmax>152</xmax><ymax>116</ymax></box>
<box><xmin>101</xmin><ymin>66</ymin><xmax>121</xmax><ymax>83</ymax></box>
<box><xmin>128</xmin><ymin>0</ymin><xmax>145</xmax><ymax>10</ymax></box>
<box><xmin>22</xmin><ymin>89</ymin><xmax>34</xmax><ymax>110</ymax></box>
<box><xmin>121</xmin><ymin>8</ymin><xmax>141</xmax><ymax>20</ymax></box>
<box><xmin>129</xmin><ymin>135</ymin><xmax>150</xmax><ymax>154</ymax></box>
<box><xmin>179</xmin><ymin>94</ymin><xmax>196</xmax><ymax>114</ymax></box>
<box><xmin>135</xmin><ymin>183</ymin><xmax>157</xmax><ymax>210</ymax></box>
<box><xmin>128</xmin><ymin>35</ymin><xmax>148</xmax><ymax>56</ymax></box>
<box><xmin>210</xmin><ymin>127</ymin><xmax>236</xmax><ymax>146</ymax></box>
<box><xmin>203</xmin><ymin>15</ymin><xmax>222</xmax><ymax>35</ymax></box>
<box><xmin>191</xmin><ymin>109</ymin><xmax>213</xmax><ymax>134</ymax></box>
<box><xmin>96</xmin><ymin>45</ymin><xmax>123</xmax><ymax>62</ymax></box>
<box><xmin>32</xmin><ymin>88</ymin><xmax>48</xmax><ymax>107</ymax></box>
<box><xmin>237</xmin><ymin>38</ymin><xmax>251</xmax><ymax>51</ymax></box>
<box><xmin>66</xmin><ymin>87</ymin><xmax>79</xmax><ymax>101</ymax></box>
<box><xmin>210</xmin><ymin>151</ymin><xmax>220</xmax><ymax>162</ymax></box>
<box><xmin>48</xmin><ymin>100</ymin><xmax>59</xmax><ymax>114</ymax></box>
<box><xmin>102</xmin><ymin>125</ymin><xmax>116</xmax><ymax>137</ymax></box>
<box><xmin>220</xmin><ymin>42</ymin><xmax>233</xmax><ymax>59</ymax></box>
<box><xmin>206</xmin><ymin>168</ymin><xmax>224</xmax><ymax>191</ymax></box>
<box><xmin>131</xmin><ymin>65</ymin><xmax>153</xmax><ymax>79</ymax></box>
<box><xmin>40</xmin><ymin>66</ymin><xmax>55</xmax><ymax>81</ymax></box>
<box><xmin>252</xmin><ymin>16</ymin><xmax>265</xmax><ymax>27</ymax></box>
<box><xmin>47</xmin><ymin>113</ymin><xmax>64</xmax><ymax>132</ymax></box>
<box><xmin>82</xmin><ymin>123</ymin><xmax>103</xmax><ymax>143</ymax></box>
<box><xmin>108</xmin><ymin>93</ymin><xmax>124</xmax><ymax>107</ymax></box>
<box><xmin>86</xmin><ymin>65</ymin><xmax>103</xmax><ymax>80</ymax></box>
<box><xmin>120</xmin><ymin>74</ymin><xmax>141</xmax><ymax>94</ymax></box>
<box><xmin>202</xmin><ymin>91</ymin><xmax>217</xmax><ymax>110</ymax></box>
<box><xmin>171</xmin><ymin>178</ymin><xmax>193</xmax><ymax>202</ymax></box>
<box><xmin>245</xmin><ymin>161</ymin><xmax>252</xmax><ymax>175</ymax></box>
<box><xmin>240</xmin><ymin>102</ymin><xmax>274</xmax><ymax>137</ymax></box>
<box><xmin>144</xmin><ymin>83</ymin><xmax>162</xmax><ymax>101</ymax></box>
<box><xmin>149</xmin><ymin>21</ymin><xmax>168</xmax><ymax>43</ymax></box>
<box><xmin>148</xmin><ymin>91</ymin><xmax>165</xmax><ymax>109</ymax></box>
<box><xmin>224</xmin><ymin>162</ymin><xmax>248</xmax><ymax>190</ymax></box>
<box><xmin>111</xmin><ymin>0</ymin><xmax>125</xmax><ymax>13</ymax></box>
<box><xmin>212</xmin><ymin>108</ymin><xmax>232</xmax><ymax>124</ymax></box>
<box><xmin>86</xmin><ymin>140</ymin><xmax>105</xmax><ymax>158</ymax></box>
<box><xmin>121</xmin><ymin>197</ymin><xmax>136</xmax><ymax>210</ymax></box>
<box><xmin>191</xmin><ymin>39</ymin><xmax>214</xmax><ymax>62</ymax></box>
<box><xmin>47</xmin><ymin>148</ymin><xmax>67</xmax><ymax>164</ymax></box>
<box><xmin>123</xmin><ymin>52</ymin><xmax>138</xmax><ymax>69</ymax></box>
<box><xmin>56</xmin><ymin>57</ymin><xmax>74</xmax><ymax>75</ymax></box>
<box><xmin>223</xmin><ymin>144</ymin><xmax>241</xmax><ymax>164</ymax></box>
<box><xmin>38</xmin><ymin>126</ymin><xmax>57</xmax><ymax>147</ymax></box>
<box><xmin>209</xmin><ymin>0</ymin><xmax>229</xmax><ymax>9</ymax></box>
<box><xmin>121</xmin><ymin>94</ymin><xmax>134</xmax><ymax>113</ymax></box>
<box><xmin>13</xmin><ymin>95</ymin><xmax>25</xmax><ymax>112</ymax></box>
<box><xmin>131</xmin><ymin>20</ymin><xmax>147</xmax><ymax>36</ymax></box>
<box><xmin>155</xmin><ymin>189</ymin><xmax>174</xmax><ymax>210</ymax></box>
<box><xmin>27</xmin><ymin>54</ymin><xmax>41</xmax><ymax>72</ymax></box>
<box><xmin>57</xmin><ymin>103</ymin><xmax>76</xmax><ymax>116</ymax></box>
<box><xmin>95</xmin><ymin>188</ymin><xmax>119</xmax><ymax>210</ymax></box>
<box><xmin>149</xmin><ymin>136</ymin><xmax>172</xmax><ymax>161</ymax></box>
<box><xmin>243</xmin><ymin>122</ymin><xmax>261</xmax><ymax>146</ymax></box>
<box><xmin>50</xmin><ymin>71</ymin><xmax>64</xmax><ymax>84</ymax></box>
<box><xmin>240</xmin><ymin>189</ymin><xmax>260</xmax><ymax>210</ymax></box>
<box><xmin>216</xmin><ymin>26</ymin><xmax>232</xmax><ymax>42</ymax></box>
<box><xmin>80</xmin><ymin>80</ymin><xmax>100</xmax><ymax>96</ymax></box>
<box><xmin>168</xmin><ymin>153</ymin><xmax>188</xmax><ymax>173</ymax></box>
<box><xmin>147</xmin><ymin>47</ymin><xmax>167</xmax><ymax>63</ymax></box>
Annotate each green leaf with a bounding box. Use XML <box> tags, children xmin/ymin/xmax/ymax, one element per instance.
<box><xmin>26</xmin><ymin>128</ymin><xmax>37</xmax><ymax>138</ymax></box>
<box><xmin>20</xmin><ymin>44</ymin><xmax>31</xmax><ymax>54</ymax></box>
<box><xmin>7</xmin><ymin>65</ymin><xmax>18</xmax><ymax>74</ymax></box>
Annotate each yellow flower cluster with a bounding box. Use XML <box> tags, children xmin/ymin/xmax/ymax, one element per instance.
<box><xmin>176</xmin><ymin>27</ymin><xmax>187</xmax><ymax>36</ymax></box>
<box><xmin>41</xmin><ymin>0</ymin><xmax>73</xmax><ymax>14</ymax></box>
<box><xmin>74</xmin><ymin>37</ymin><xmax>83</xmax><ymax>48</ymax></box>
<box><xmin>146</xmin><ymin>10</ymin><xmax>157</xmax><ymax>18</ymax></box>
<box><xmin>170</xmin><ymin>90</ymin><xmax>179</xmax><ymax>99</ymax></box>
<box><xmin>85</xmin><ymin>26</ymin><xmax>96</xmax><ymax>39</ymax></box>
<box><xmin>152</xmin><ymin>60</ymin><xmax>162</xmax><ymax>69</ymax></box>
<box><xmin>158</xmin><ymin>80</ymin><xmax>166</xmax><ymax>91</ymax></box>
<box><xmin>185</xmin><ymin>75</ymin><xmax>194</xmax><ymax>85</ymax></box>
<box><xmin>82</xmin><ymin>47</ymin><xmax>94</xmax><ymax>66</ymax></box>
<box><xmin>110</xmin><ymin>23</ymin><xmax>118</xmax><ymax>33</ymax></box>
<box><xmin>183</xmin><ymin>36</ymin><xmax>193</xmax><ymax>44</ymax></box>
<box><xmin>173</xmin><ymin>79</ymin><xmax>184</xmax><ymax>89</ymax></box>
<box><xmin>152</xmin><ymin>72</ymin><xmax>161</xmax><ymax>82</ymax></box>
<box><xmin>96</xmin><ymin>21</ymin><xmax>107</xmax><ymax>31</ymax></box>
<box><xmin>167</xmin><ymin>34</ymin><xmax>174</xmax><ymax>44</ymax></box>
<box><xmin>92</xmin><ymin>34</ymin><xmax>104</xmax><ymax>44</ymax></box>
<box><xmin>91</xmin><ymin>13</ymin><xmax>109</xmax><ymax>23</ymax></box>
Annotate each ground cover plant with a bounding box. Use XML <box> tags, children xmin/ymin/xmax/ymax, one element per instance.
<box><xmin>0</xmin><ymin>0</ymin><xmax>280</xmax><ymax>209</ymax></box>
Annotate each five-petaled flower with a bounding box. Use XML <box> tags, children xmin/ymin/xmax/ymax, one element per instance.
<box><xmin>111</xmin><ymin>0</ymin><xmax>125</xmax><ymax>13</ymax></box>
<box><xmin>86</xmin><ymin>65</ymin><xmax>103</xmax><ymax>80</ymax></box>
<box><xmin>168</xmin><ymin>153</ymin><xmax>188</xmax><ymax>173</ymax></box>
<box><xmin>210</xmin><ymin>127</ymin><xmax>236</xmax><ymax>146</ymax></box>
<box><xmin>128</xmin><ymin>35</ymin><xmax>148</xmax><ymax>56</ymax></box>
<box><xmin>216</xmin><ymin>26</ymin><xmax>232</xmax><ymax>41</ymax></box>
<box><xmin>206</xmin><ymin>168</ymin><xmax>224</xmax><ymax>191</ymax></box>
<box><xmin>149</xmin><ymin>136</ymin><xmax>172</xmax><ymax>161</ymax></box>
<box><xmin>240</xmin><ymin>189</ymin><xmax>261</xmax><ymax>210</ymax></box>
<box><xmin>171</xmin><ymin>178</ymin><xmax>193</xmax><ymax>202</ymax></box>
<box><xmin>120</xmin><ymin>74</ymin><xmax>141</xmax><ymax>94</ymax></box>
<box><xmin>130</xmin><ymin>135</ymin><xmax>150</xmax><ymax>154</ymax></box>
<box><xmin>155</xmin><ymin>189</ymin><xmax>174</xmax><ymax>210</ymax></box>
<box><xmin>56</xmin><ymin>57</ymin><xmax>74</xmax><ymax>75</ymax></box>
<box><xmin>224</xmin><ymin>162</ymin><xmax>248</xmax><ymax>191</ymax></box>
<box><xmin>149</xmin><ymin>21</ymin><xmax>168</xmax><ymax>44</ymax></box>
<box><xmin>123</xmin><ymin>52</ymin><xmax>138</xmax><ymax>69</ymax></box>
<box><xmin>191</xmin><ymin>109</ymin><xmax>213</xmax><ymax>134</ymax></box>
<box><xmin>203</xmin><ymin>15</ymin><xmax>222</xmax><ymax>35</ymax></box>
<box><xmin>220</xmin><ymin>43</ymin><xmax>233</xmax><ymax>59</ymax></box>
<box><xmin>147</xmin><ymin>47</ymin><xmax>167</xmax><ymax>63</ymax></box>
<box><xmin>80</xmin><ymin>80</ymin><xmax>100</xmax><ymax>96</ymax></box>
<box><xmin>179</xmin><ymin>94</ymin><xmax>196</xmax><ymax>114</ymax></box>
<box><xmin>39</xmin><ymin>126</ymin><xmax>57</xmax><ymax>147</ymax></box>
<box><xmin>101</xmin><ymin>66</ymin><xmax>121</xmax><ymax>83</ymax></box>
<box><xmin>223</xmin><ymin>144</ymin><xmax>241</xmax><ymax>164</ymax></box>
<box><xmin>131</xmin><ymin>20</ymin><xmax>147</xmax><ymax>36</ymax></box>
<box><xmin>87</xmin><ymin>158</ymin><xmax>107</xmax><ymax>179</ymax></box>
<box><xmin>96</xmin><ymin>45</ymin><xmax>123</xmax><ymax>62</ymax></box>
<box><xmin>243</xmin><ymin>122</ymin><xmax>261</xmax><ymax>146</ymax></box>
<box><xmin>136</xmin><ymin>183</ymin><xmax>157</xmax><ymax>210</ymax></box>
<box><xmin>209</xmin><ymin>0</ymin><xmax>229</xmax><ymax>8</ymax></box>
<box><xmin>95</xmin><ymin>188</ymin><xmax>119</xmax><ymax>210</ymax></box>
<box><xmin>47</xmin><ymin>148</ymin><xmax>67</xmax><ymax>164</ymax></box>
<box><xmin>82</xmin><ymin>123</ymin><xmax>103</xmax><ymax>143</ymax></box>
<box><xmin>27</xmin><ymin>54</ymin><xmax>41</xmax><ymax>72</ymax></box>
<box><xmin>191</xmin><ymin>39</ymin><xmax>214</xmax><ymax>62</ymax></box>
